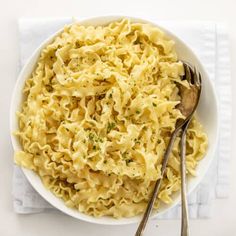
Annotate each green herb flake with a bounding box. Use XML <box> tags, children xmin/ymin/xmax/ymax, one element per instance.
<box><xmin>136</xmin><ymin>110</ymin><xmax>141</xmax><ymax>114</ymax></box>
<box><xmin>152</xmin><ymin>102</ymin><xmax>157</xmax><ymax>107</ymax></box>
<box><xmin>135</xmin><ymin>139</ymin><xmax>141</xmax><ymax>144</ymax></box>
<box><xmin>88</xmin><ymin>132</ymin><xmax>94</xmax><ymax>141</ymax></box>
<box><xmin>122</xmin><ymin>152</ymin><xmax>128</xmax><ymax>159</ymax></box>
<box><xmin>98</xmin><ymin>137</ymin><xmax>103</xmax><ymax>143</ymax></box>
<box><xmin>107</xmin><ymin>122</ymin><xmax>116</xmax><ymax>133</ymax></box>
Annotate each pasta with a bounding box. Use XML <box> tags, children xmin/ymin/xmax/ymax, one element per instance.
<box><xmin>14</xmin><ymin>19</ymin><xmax>208</xmax><ymax>218</ymax></box>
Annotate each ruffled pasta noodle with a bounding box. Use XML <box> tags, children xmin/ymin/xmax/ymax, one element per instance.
<box><xmin>15</xmin><ymin>19</ymin><xmax>208</xmax><ymax>218</ymax></box>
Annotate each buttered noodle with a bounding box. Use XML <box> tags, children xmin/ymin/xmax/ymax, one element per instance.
<box><xmin>15</xmin><ymin>19</ymin><xmax>207</xmax><ymax>218</ymax></box>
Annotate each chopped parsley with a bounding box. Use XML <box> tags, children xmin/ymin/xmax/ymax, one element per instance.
<box><xmin>152</xmin><ymin>102</ymin><xmax>157</xmax><ymax>107</ymax></box>
<box><xmin>107</xmin><ymin>122</ymin><xmax>116</xmax><ymax>133</ymax></box>
<box><xmin>88</xmin><ymin>132</ymin><xmax>103</xmax><ymax>143</ymax></box>
<box><xmin>134</xmin><ymin>138</ymin><xmax>141</xmax><ymax>144</ymax></box>
<box><xmin>122</xmin><ymin>152</ymin><xmax>128</xmax><ymax>159</ymax></box>
<box><xmin>136</xmin><ymin>110</ymin><xmax>141</xmax><ymax>114</ymax></box>
<box><xmin>88</xmin><ymin>132</ymin><xmax>94</xmax><ymax>141</ymax></box>
<box><xmin>98</xmin><ymin>137</ymin><xmax>103</xmax><ymax>143</ymax></box>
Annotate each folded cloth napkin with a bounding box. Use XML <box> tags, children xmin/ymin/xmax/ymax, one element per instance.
<box><xmin>13</xmin><ymin>17</ymin><xmax>231</xmax><ymax>218</ymax></box>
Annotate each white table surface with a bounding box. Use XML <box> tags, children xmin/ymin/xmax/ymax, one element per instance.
<box><xmin>1</xmin><ymin>0</ymin><xmax>235</xmax><ymax>235</ymax></box>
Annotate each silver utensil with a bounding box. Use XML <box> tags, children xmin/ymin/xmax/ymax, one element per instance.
<box><xmin>135</xmin><ymin>63</ymin><xmax>202</xmax><ymax>236</ymax></box>
<box><xmin>180</xmin><ymin>120</ymin><xmax>191</xmax><ymax>236</ymax></box>
<box><xmin>179</xmin><ymin>66</ymin><xmax>202</xmax><ymax>236</ymax></box>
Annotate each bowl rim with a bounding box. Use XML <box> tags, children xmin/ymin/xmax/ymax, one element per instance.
<box><xmin>10</xmin><ymin>15</ymin><xmax>219</xmax><ymax>225</ymax></box>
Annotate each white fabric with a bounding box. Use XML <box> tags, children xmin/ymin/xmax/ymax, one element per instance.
<box><xmin>13</xmin><ymin>17</ymin><xmax>231</xmax><ymax>218</ymax></box>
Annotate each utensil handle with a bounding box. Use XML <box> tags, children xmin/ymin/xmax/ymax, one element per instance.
<box><xmin>180</xmin><ymin>121</ymin><xmax>191</xmax><ymax>236</ymax></box>
<box><xmin>135</xmin><ymin>128</ymin><xmax>180</xmax><ymax>236</ymax></box>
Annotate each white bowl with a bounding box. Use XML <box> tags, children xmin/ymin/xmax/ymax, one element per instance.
<box><xmin>10</xmin><ymin>16</ymin><xmax>219</xmax><ymax>225</ymax></box>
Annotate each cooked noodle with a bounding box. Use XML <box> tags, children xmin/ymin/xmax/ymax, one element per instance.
<box><xmin>15</xmin><ymin>19</ymin><xmax>207</xmax><ymax>218</ymax></box>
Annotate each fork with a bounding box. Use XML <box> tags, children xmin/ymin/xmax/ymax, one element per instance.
<box><xmin>180</xmin><ymin>119</ymin><xmax>191</xmax><ymax>236</ymax></box>
<box><xmin>179</xmin><ymin>66</ymin><xmax>202</xmax><ymax>236</ymax></box>
<box><xmin>135</xmin><ymin>63</ymin><xmax>202</xmax><ymax>236</ymax></box>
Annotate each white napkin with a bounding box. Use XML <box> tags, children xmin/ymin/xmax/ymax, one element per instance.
<box><xmin>13</xmin><ymin>17</ymin><xmax>231</xmax><ymax>218</ymax></box>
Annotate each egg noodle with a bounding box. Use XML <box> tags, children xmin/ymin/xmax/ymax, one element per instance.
<box><xmin>14</xmin><ymin>19</ymin><xmax>207</xmax><ymax>218</ymax></box>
